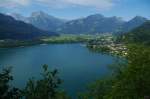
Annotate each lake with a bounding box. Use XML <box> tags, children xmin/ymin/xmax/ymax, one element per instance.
<box><xmin>0</xmin><ymin>44</ymin><xmax>116</xmax><ymax>98</ymax></box>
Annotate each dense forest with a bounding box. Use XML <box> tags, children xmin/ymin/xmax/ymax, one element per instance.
<box><xmin>79</xmin><ymin>44</ymin><xmax>150</xmax><ymax>99</ymax></box>
<box><xmin>123</xmin><ymin>21</ymin><xmax>150</xmax><ymax>45</ymax></box>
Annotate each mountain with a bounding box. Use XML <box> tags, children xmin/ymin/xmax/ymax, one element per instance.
<box><xmin>56</xmin><ymin>15</ymin><xmax>148</xmax><ymax>34</ymax></box>
<box><xmin>9</xmin><ymin>13</ymin><xmax>27</xmax><ymax>22</ymax></box>
<box><xmin>0</xmin><ymin>13</ymin><xmax>57</xmax><ymax>40</ymax></box>
<box><xmin>123</xmin><ymin>21</ymin><xmax>150</xmax><ymax>45</ymax></box>
<box><xmin>56</xmin><ymin>14</ymin><xmax>125</xmax><ymax>34</ymax></box>
<box><xmin>10</xmin><ymin>12</ymin><xmax>148</xmax><ymax>34</ymax></box>
<box><xmin>123</xmin><ymin>16</ymin><xmax>148</xmax><ymax>32</ymax></box>
<box><xmin>10</xmin><ymin>11</ymin><xmax>66</xmax><ymax>31</ymax></box>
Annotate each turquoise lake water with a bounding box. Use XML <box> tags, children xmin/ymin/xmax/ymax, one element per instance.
<box><xmin>0</xmin><ymin>44</ymin><xmax>116</xmax><ymax>98</ymax></box>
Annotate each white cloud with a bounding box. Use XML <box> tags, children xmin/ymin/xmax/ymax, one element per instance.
<box><xmin>0</xmin><ymin>0</ymin><xmax>30</xmax><ymax>8</ymax></box>
<box><xmin>64</xmin><ymin>0</ymin><xmax>115</xmax><ymax>9</ymax></box>
<box><xmin>37</xmin><ymin>0</ymin><xmax>118</xmax><ymax>9</ymax></box>
<box><xmin>0</xmin><ymin>0</ymin><xmax>119</xmax><ymax>10</ymax></box>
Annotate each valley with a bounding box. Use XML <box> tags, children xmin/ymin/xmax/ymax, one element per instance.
<box><xmin>0</xmin><ymin>33</ymin><xmax>127</xmax><ymax>57</ymax></box>
<box><xmin>0</xmin><ymin>2</ymin><xmax>150</xmax><ymax>98</ymax></box>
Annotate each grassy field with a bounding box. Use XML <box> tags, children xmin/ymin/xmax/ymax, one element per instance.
<box><xmin>41</xmin><ymin>34</ymin><xmax>112</xmax><ymax>43</ymax></box>
<box><xmin>0</xmin><ymin>34</ymin><xmax>114</xmax><ymax>48</ymax></box>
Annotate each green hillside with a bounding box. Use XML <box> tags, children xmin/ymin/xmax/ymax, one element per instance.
<box><xmin>123</xmin><ymin>21</ymin><xmax>150</xmax><ymax>45</ymax></box>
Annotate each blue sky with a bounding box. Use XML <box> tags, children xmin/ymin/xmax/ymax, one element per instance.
<box><xmin>0</xmin><ymin>0</ymin><xmax>149</xmax><ymax>20</ymax></box>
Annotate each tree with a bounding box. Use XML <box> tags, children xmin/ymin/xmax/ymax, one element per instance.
<box><xmin>0</xmin><ymin>67</ymin><xmax>22</xmax><ymax>99</ymax></box>
<box><xmin>24</xmin><ymin>64</ymin><xmax>69</xmax><ymax>99</ymax></box>
<box><xmin>106</xmin><ymin>44</ymin><xmax>150</xmax><ymax>99</ymax></box>
<box><xmin>78</xmin><ymin>78</ymin><xmax>114</xmax><ymax>99</ymax></box>
<box><xmin>79</xmin><ymin>44</ymin><xmax>150</xmax><ymax>99</ymax></box>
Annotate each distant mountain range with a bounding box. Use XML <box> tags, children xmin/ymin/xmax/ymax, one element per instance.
<box><xmin>57</xmin><ymin>14</ymin><xmax>148</xmax><ymax>34</ymax></box>
<box><xmin>10</xmin><ymin>11</ymin><xmax>148</xmax><ymax>34</ymax></box>
<box><xmin>57</xmin><ymin>14</ymin><xmax>125</xmax><ymax>34</ymax></box>
<box><xmin>0</xmin><ymin>13</ymin><xmax>57</xmax><ymax>40</ymax></box>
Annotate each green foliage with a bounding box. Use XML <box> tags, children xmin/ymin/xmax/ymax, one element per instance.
<box><xmin>78</xmin><ymin>78</ymin><xmax>114</xmax><ymax>99</ymax></box>
<box><xmin>80</xmin><ymin>44</ymin><xmax>150</xmax><ymax>99</ymax></box>
<box><xmin>105</xmin><ymin>45</ymin><xmax>150</xmax><ymax>99</ymax></box>
<box><xmin>0</xmin><ymin>67</ymin><xmax>22</xmax><ymax>99</ymax></box>
<box><xmin>24</xmin><ymin>64</ymin><xmax>69</xmax><ymax>99</ymax></box>
<box><xmin>42</xmin><ymin>34</ymin><xmax>106</xmax><ymax>44</ymax></box>
<box><xmin>0</xmin><ymin>65</ymin><xmax>69</xmax><ymax>99</ymax></box>
<box><xmin>123</xmin><ymin>21</ymin><xmax>150</xmax><ymax>45</ymax></box>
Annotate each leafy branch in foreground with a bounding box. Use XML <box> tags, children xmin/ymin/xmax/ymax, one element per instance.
<box><xmin>0</xmin><ymin>65</ymin><xmax>70</xmax><ymax>99</ymax></box>
<box><xmin>0</xmin><ymin>67</ymin><xmax>22</xmax><ymax>99</ymax></box>
<box><xmin>23</xmin><ymin>64</ymin><xmax>69</xmax><ymax>99</ymax></box>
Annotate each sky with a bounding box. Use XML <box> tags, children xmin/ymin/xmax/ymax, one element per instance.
<box><xmin>0</xmin><ymin>0</ymin><xmax>150</xmax><ymax>20</ymax></box>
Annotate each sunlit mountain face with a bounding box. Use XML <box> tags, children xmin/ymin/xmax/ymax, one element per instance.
<box><xmin>9</xmin><ymin>12</ymin><xmax>148</xmax><ymax>34</ymax></box>
<box><xmin>9</xmin><ymin>11</ymin><xmax>66</xmax><ymax>31</ymax></box>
